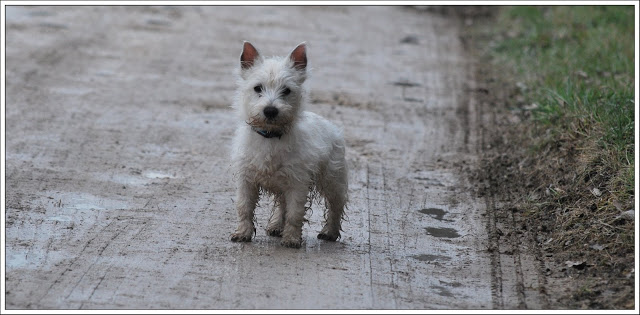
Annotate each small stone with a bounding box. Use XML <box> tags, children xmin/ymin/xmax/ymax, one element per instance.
<box><xmin>616</xmin><ymin>210</ymin><xmax>634</xmax><ymax>221</ymax></box>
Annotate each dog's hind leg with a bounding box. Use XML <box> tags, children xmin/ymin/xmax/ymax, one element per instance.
<box><xmin>317</xmin><ymin>187</ymin><xmax>346</xmax><ymax>241</ymax></box>
<box><xmin>318</xmin><ymin>162</ymin><xmax>348</xmax><ymax>242</ymax></box>
<box><xmin>317</xmin><ymin>142</ymin><xmax>348</xmax><ymax>241</ymax></box>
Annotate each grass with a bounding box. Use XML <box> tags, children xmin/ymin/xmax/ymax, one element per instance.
<box><xmin>491</xmin><ymin>6</ymin><xmax>635</xmax><ymax>195</ymax></box>
<box><xmin>505</xmin><ymin>6</ymin><xmax>633</xmax><ymax>187</ymax></box>
<box><xmin>477</xmin><ymin>5</ymin><xmax>636</xmax><ymax>309</ymax></box>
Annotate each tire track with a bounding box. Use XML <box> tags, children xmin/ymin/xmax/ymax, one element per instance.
<box><xmin>471</xmin><ymin>53</ymin><xmax>548</xmax><ymax>309</ymax></box>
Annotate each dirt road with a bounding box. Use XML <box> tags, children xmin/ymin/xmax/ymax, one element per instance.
<box><xmin>4</xmin><ymin>6</ymin><xmax>546</xmax><ymax>309</ymax></box>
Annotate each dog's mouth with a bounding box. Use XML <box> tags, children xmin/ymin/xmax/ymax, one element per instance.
<box><xmin>246</xmin><ymin>118</ymin><xmax>290</xmax><ymax>139</ymax></box>
<box><xmin>247</xmin><ymin>120</ymin><xmax>281</xmax><ymax>131</ymax></box>
<box><xmin>247</xmin><ymin>115</ymin><xmax>289</xmax><ymax>130</ymax></box>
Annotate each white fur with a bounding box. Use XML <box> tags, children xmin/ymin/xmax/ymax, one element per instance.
<box><xmin>230</xmin><ymin>42</ymin><xmax>348</xmax><ymax>248</ymax></box>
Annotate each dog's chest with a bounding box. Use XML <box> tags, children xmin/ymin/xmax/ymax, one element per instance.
<box><xmin>246</xmin><ymin>149</ymin><xmax>297</xmax><ymax>191</ymax></box>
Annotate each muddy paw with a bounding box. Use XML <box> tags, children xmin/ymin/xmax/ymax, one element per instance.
<box><xmin>230</xmin><ymin>233</ymin><xmax>252</xmax><ymax>242</ymax></box>
<box><xmin>317</xmin><ymin>233</ymin><xmax>339</xmax><ymax>242</ymax></box>
<box><xmin>267</xmin><ymin>228</ymin><xmax>283</xmax><ymax>237</ymax></box>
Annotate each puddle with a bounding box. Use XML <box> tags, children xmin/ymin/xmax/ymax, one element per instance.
<box><xmin>108</xmin><ymin>174</ymin><xmax>150</xmax><ymax>186</ymax></box>
<box><xmin>439</xmin><ymin>280</ymin><xmax>463</xmax><ymax>288</ymax></box>
<box><xmin>419</xmin><ymin>208</ymin><xmax>446</xmax><ymax>220</ymax></box>
<box><xmin>412</xmin><ymin>254</ymin><xmax>451</xmax><ymax>262</ymax></box>
<box><xmin>41</xmin><ymin>192</ymin><xmax>129</xmax><ymax>212</ymax></box>
<box><xmin>391</xmin><ymin>80</ymin><xmax>421</xmax><ymax>87</ymax></box>
<box><xmin>432</xmin><ymin>285</ymin><xmax>454</xmax><ymax>297</ymax></box>
<box><xmin>7</xmin><ymin>246</ymin><xmax>66</xmax><ymax>271</ymax></box>
<box><xmin>425</xmin><ymin>227</ymin><xmax>460</xmax><ymax>238</ymax></box>
<box><xmin>400</xmin><ymin>34</ymin><xmax>420</xmax><ymax>45</ymax></box>
<box><xmin>96</xmin><ymin>170</ymin><xmax>176</xmax><ymax>186</ymax></box>
<box><xmin>143</xmin><ymin>171</ymin><xmax>177</xmax><ymax>179</ymax></box>
<box><xmin>6</xmin><ymin>252</ymin><xmax>30</xmax><ymax>269</ymax></box>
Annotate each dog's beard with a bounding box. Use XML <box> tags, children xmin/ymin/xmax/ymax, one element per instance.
<box><xmin>246</xmin><ymin>113</ymin><xmax>293</xmax><ymax>134</ymax></box>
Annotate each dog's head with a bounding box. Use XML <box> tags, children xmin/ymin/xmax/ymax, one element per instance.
<box><xmin>234</xmin><ymin>42</ymin><xmax>308</xmax><ymax>135</ymax></box>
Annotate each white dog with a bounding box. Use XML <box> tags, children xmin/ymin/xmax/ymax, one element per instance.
<box><xmin>230</xmin><ymin>41</ymin><xmax>348</xmax><ymax>248</ymax></box>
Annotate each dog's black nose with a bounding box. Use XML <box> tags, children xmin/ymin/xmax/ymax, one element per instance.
<box><xmin>263</xmin><ymin>106</ymin><xmax>278</xmax><ymax>119</ymax></box>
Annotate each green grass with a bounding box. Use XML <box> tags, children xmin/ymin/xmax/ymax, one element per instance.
<box><xmin>492</xmin><ymin>6</ymin><xmax>635</xmax><ymax>194</ymax></box>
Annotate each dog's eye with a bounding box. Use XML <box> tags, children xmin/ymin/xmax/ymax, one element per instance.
<box><xmin>282</xmin><ymin>87</ymin><xmax>291</xmax><ymax>96</ymax></box>
<box><xmin>254</xmin><ymin>85</ymin><xmax>263</xmax><ymax>94</ymax></box>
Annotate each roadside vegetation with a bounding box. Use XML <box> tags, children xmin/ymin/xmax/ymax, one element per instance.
<box><xmin>470</xmin><ymin>6</ymin><xmax>635</xmax><ymax>309</ymax></box>
<box><xmin>494</xmin><ymin>6</ymin><xmax>634</xmax><ymax>195</ymax></box>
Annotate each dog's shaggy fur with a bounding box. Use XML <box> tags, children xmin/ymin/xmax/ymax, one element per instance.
<box><xmin>230</xmin><ymin>42</ymin><xmax>348</xmax><ymax>248</ymax></box>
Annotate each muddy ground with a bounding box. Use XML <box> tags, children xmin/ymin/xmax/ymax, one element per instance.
<box><xmin>4</xmin><ymin>6</ymin><xmax>556</xmax><ymax>310</ymax></box>
<box><xmin>458</xmin><ymin>8</ymin><xmax>637</xmax><ymax>310</ymax></box>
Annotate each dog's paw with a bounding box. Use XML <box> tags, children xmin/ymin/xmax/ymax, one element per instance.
<box><xmin>266</xmin><ymin>228</ymin><xmax>283</xmax><ymax>237</ymax></box>
<box><xmin>281</xmin><ymin>239</ymin><xmax>302</xmax><ymax>248</ymax></box>
<box><xmin>317</xmin><ymin>233</ymin><xmax>340</xmax><ymax>242</ymax></box>
<box><xmin>231</xmin><ymin>223</ymin><xmax>255</xmax><ymax>242</ymax></box>
<box><xmin>230</xmin><ymin>233</ymin><xmax>253</xmax><ymax>242</ymax></box>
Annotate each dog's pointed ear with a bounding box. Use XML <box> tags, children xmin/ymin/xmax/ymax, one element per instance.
<box><xmin>241</xmin><ymin>41</ymin><xmax>260</xmax><ymax>70</ymax></box>
<box><xmin>288</xmin><ymin>42</ymin><xmax>307</xmax><ymax>71</ymax></box>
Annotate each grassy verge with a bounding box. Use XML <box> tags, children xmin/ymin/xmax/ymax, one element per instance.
<box><xmin>493</xmin><ymin>6</ymin><xmax>635</xmax><ymax>193</ymax></box>
<box><xmin>470</xmin><ymin>5</ymin><xmax>635</xmax><ymax>309</ymax></box>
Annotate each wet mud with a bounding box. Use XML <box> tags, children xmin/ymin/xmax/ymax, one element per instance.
<box><xmin>4</xmin><ymin>6</ymin><xmax>547</xmax><ymax>309</ymax></box>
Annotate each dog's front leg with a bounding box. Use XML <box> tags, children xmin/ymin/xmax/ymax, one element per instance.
<box><xmin>266</xmin><ymin>194</ymin><xmax>286</xmax><ymax>237</ymax></box>
<box><xmin>281</xmin><ymin>189</ymin><xmax>308</xmax><ymax>248</ymax></box>
<box><xmin>231</xmin><ymin>178</ymin><xmax>259</xmax><ymax>242</ymax></box>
